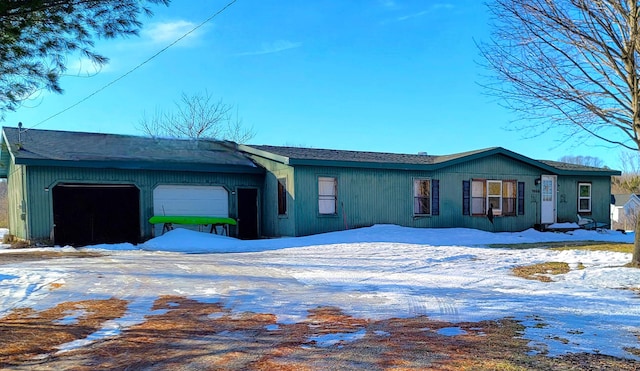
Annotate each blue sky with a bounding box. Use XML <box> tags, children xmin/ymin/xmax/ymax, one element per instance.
<box><xmin>1</xmin><ymin>0</ymin><xmax>631</xmax><ymax>169</ymax></box>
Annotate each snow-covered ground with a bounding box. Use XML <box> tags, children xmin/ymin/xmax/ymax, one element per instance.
<box><xmin>1</xmin><ymin>225</ymin><xmax>639</xmax><ymax>359</ymax></box>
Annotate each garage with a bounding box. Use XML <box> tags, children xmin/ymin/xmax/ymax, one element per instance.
<box><xmin>152</xmin><ymin>185</ymin><xmax>229</xmax><ymax>235</ymax></box>
<box><xmin>1</xmin><ymin>127</ymin><xmax>265</xmax><ymax>244</ymax></box>
<box><xmin>52</xmin><ymin>184</ymin><xmax>140</xmax><ymax>246</ymax></box>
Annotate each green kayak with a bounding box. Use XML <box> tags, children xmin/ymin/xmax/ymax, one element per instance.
<box><xmin>149</xmin><ymin>216</ymin><xmax>237</xmax><ymax>226</ymax></box>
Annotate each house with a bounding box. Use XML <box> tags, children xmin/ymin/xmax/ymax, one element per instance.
<box><xmin>611</xmin><ymin>194</ymin><xmax>631</xmax><ymax>223</ymax></box>
<box><xmin>0</xmin><ymin>127</ymin><xmax>264</xmax><ymax>245</ymax></box>
<box><xmin>0</xmin><ymin>126</ymin><xmax>621</xmax><ymax>245</ymax></box>
<box><xmin>237</xmin><ymin>145</ymin><xmax>620</xmax><ymax>237</ymax></box>
<box><xmin>611</xmin><ymin>193</ymin><xmax>640</xmax><ymax>229</ymax></box>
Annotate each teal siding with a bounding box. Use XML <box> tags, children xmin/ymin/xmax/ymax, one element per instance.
<box><xmin>23</xmin><ymin>166</ymin><xmax>263</xmax><ymax>242</ymax></box>
<box><xmin>252</xmin><ymin>153</ymin><xmax>614</xmax><ymax>237</ymax></box>
<box><xmin>8</xmin><ymin>152</ymin><xmax>615</xmax><ymax>242</ymax></box>
<box><xmin>556</xmin><ymin>176</ymin><xmax>611</xmax><ymax>224</ymax></box>
<box><xmin>245</xmin><ymin>155</ymin><xmax>296</xmax><ymax>237</ymax></box>
<box><xmin>7</xmin><ymin>162</ymin><xmax>27</xmax><ymax>239</ymax></box>
<box><xmin>290</xmin><ymin>155</ymin><xmax>546</xmax><ymax>236</ymax></box>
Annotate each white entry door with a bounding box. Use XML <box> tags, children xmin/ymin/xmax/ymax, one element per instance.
<box><xmin>540</xmin><ymin>175</ymin><xmax>557</xmax><ymax>224</ymax></box>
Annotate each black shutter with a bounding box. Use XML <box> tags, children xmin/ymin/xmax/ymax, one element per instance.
<box><xmin>432</xmin><ymin>179</ymin><xmax>439</xmax><ymax>216</ymax></box>
<box><xmin>518</xmin><ymin>181</ymin><xmax>525</xmax><ymax>215</ymax></box>
<box><xmin>462</xmin><ymin>180</ymin><xmax>470</xmax><ymax>215</ymax></box>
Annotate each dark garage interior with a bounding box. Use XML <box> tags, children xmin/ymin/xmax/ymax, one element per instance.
<box><xmin>52</xmin><ymin>184</ymin><xmax>140</xmax><ymax>246</ymax></box>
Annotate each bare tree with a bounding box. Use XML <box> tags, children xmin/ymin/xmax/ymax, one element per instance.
<box><xmin>137</xmin><ymin>91</ymin><xmax>255</xmax><ymax>143</ymax></box>
<box><xmin>613</xmin><ymin>151</ymin><xmax>640</xmax><ymax>193</ymax></box>
<box><xmin>480</xmin><ymin>0</ymin><xmax>640</xmax><ymax>266</ymax></box>
<box><xmin>558</xmin><ymin>155</ymin><xmax>604</xmax><ymax>168</ymax></box>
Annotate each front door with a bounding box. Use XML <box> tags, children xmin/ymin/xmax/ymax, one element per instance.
<box><xmin>237</xmin><ymin>188</ymin><xmax>259</xmax><ymax>239</ymax></box>
<box><xmin>540</xmin><ymin>175</ymin><xmax>557</xmax><ymax>224</ymax></box>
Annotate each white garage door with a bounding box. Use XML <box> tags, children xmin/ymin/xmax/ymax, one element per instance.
<box><xmin>153</xmin><ymin>185</ymin><xmax>229</xmax><ymax>234</ymax></box>
<box><xmin>153</xmin><ymin>185</ymin><xmax>229</xmax><ymax>217</ymax></box>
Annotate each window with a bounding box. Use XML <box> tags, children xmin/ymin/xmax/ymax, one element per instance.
<box><xmin>277</xmin><ymin>177</ymin><xmax>287</xmax><ymax>215</ymax></box>
<box><xmin>487</xmin><ymin>180</ymin><xmax>502</xmax><ymax>215</ymax></box>
<box><xmin>502</xmin><ymin>180</ymin><xmax>517</xmax><ymax>216</ymax></box>
<box><xmin>471</xmin><ymin>179</ymin><xmax>486</xmax><ymax>215</ymax></box>
<box><xmin>318</xmin><ymin>177</ymin><xmax>337</xmax><ymax>215</ymax></box>
<box><xmin>413</xmin><ymin>178</ymin><xmax>431</xmax><ymax>215</ymax></box>
<box><xmin>578</xmin><ymin>182</ymin><xmax>591</xmax><ymax>212</ymax></box>
<box><xmin>470</xmin><ymin>179</ymin><xmax>517</xmax><ymax>216</ymax></box>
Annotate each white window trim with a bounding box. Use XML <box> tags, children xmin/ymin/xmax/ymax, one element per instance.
<box><xmin>578</xmin><ymin>182</ymin><xmax>592</xmax><ymax>213</ymax></box>
<box><xmin>471</xmin><ymin>179</ymin><xmax>517</xmax><ymax>216</ymax></box>
<box><xmin>318</xmin><ymin>176</ymin><xmax>337</xmax><ymax>215</ymax></box>
<box><xmin>413</xmin><ymin>178</ymin><xmax>431</xmax><ymax>216</ymax></box>
<box><xmin>471</xmin><ymin>179</ymin><xmax>486</xmax><ymax>215</ymax></box>
<box><xmin>487</xmin><ymin>180</ymin><xmax>503</xmax><ymax>216</ymax></box>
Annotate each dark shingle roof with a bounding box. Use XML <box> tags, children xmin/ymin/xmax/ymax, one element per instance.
<box><xmin>248</xmin><ymin>145</ymin><xmax>495</xmax><ymax>165</ymax></box>
<box><xmin>537</xmin><ymin>160</ymin><xmax>614</xmax><ymax>173</ymax></box>
<box><xmin>242</xmin><ymin>145</ymin><xmax>620</xmax><ymax>176</ymax></box>
<box><xmin>1</xmin><ymin>127</ymin><xmax>261</xmax><ymax>173</ymax></box>
<box><xmin>250</xmin><ymin>145</ymin><xmax>437</xmax><ymax>164</ymax></box>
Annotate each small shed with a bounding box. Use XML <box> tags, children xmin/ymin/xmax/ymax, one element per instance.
<box><xmin>0</xmin><ymin>127</ymin><xmax>264</xmax><ymax>245</ymax></box>
<box><xmin>611</xmin><ymin>193</ymin><xmax>640</xmax><ymax>229</ymax></box>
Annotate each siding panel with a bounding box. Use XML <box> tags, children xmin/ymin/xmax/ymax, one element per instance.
<box><xmin>290</xmin><ymin>154</ymin><xmax>569</xmax><ymax>236</ymax></box>
<box><xmin>25</xmin><ymin>166</ymin><xmax>263</xmax><ymax>241</ymax></box>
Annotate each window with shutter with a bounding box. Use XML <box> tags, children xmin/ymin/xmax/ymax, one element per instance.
<box><xmin>502</xmin><ymin>180</ymin><xmax>517</xmax><ymax>216</ymax></box>
<box><xmin>469</xmin><ymin>179</ymin><xmax>520</xmax><ymax>217</ymax></box>
<box><xmin>471</xmin><ymin>179</ymin><xmax>486</xmax><ymax>215</ymax></box>
<box><xmin>413</xmin><ymin>178</ymin><xmax>431</xmax><ymax>215</ymax></box>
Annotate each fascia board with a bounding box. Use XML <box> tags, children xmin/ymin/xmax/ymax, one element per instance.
<box><xmin>13</xmin><ymin>158</ymin><xmax>265</xmax><ymax>174</ymax></box>
<box><xmin>238</xmin><ymin>144</ymin><xmax>291</xmax><ymax>165</ymax></box>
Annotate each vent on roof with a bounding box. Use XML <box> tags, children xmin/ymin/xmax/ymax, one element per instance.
<box><xmin>417</xmin><ymin>151</ymin><xmax>428</xmax><ymax>156</ymax></box>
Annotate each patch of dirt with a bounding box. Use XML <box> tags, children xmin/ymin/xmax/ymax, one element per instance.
<box><xmin>0</xmin><ymin>250</ymin><xmax>104</xmax><ymax>265</ymax></box>
<box><xmin>1</xmin><ymin>296</ymin><xmax>639</xmax><ymax>370</ymax></box>
<box><xmin>0</xmin><ymin>298</ymin><xmax>128</xmax><ymax>367</ymax></box>
<box><xmin>512</xmin><ymin>261</ymin><xmax>573</xmax><ymax>282</ymax></box>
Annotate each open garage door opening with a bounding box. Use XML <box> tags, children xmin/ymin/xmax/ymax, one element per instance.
<box><xmin>53</xmin><ymin>184</ymin><xmax>140</xmax><ymax>246</ymax></box>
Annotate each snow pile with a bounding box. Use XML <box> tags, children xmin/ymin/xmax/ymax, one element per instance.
<box><xmin>1</xmin><ymin>224</ymin><xmax>639</xmax><ymax>359</ymax></box>
<box><xmin>135</xmin><ymin>224</ymin><xmax>633</xmax><ymax>254</ymax></box>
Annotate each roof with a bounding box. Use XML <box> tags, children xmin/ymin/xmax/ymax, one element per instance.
<box><xmin>0</xmin><ymin>127</ymin><xmax>263</xmax><ymax>174</ymax></box>
<box><xmin>611</xmin><ymin>194</ymin><xmax>632</xmax><ymax>207</ymax></box>
<box><xmin>612</xmin><ymin>194</ymin><xmax>640</xmax><ymax>208</ymax></box>
<box><xmin>239</xmin><ymin>145</ymin><xmax>621</xmax><ymax>176</ymax></box>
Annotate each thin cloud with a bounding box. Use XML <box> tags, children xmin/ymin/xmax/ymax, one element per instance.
<box><xmin>237</xmin><ymin>40</ymin><xmax>302</xmax><ymax>56</ymax></box>
<box><xmin>382</xmin><ymin>3</ymin><xmax>455</xmax><ymax>24</ymax></box>
<box><xmin>395</xmin><ymin>10</ymin><xmax>429</xmax><ymax>22</ymax></box>
<box><xmin>378</xmin><ymin>0</ymin><xmax>397</xmax><ymax>8</ymax></box>
<box><xmin>141</xmin><ymin>20</ymin><xmax>203</xmax><ymax>45</ymax></box>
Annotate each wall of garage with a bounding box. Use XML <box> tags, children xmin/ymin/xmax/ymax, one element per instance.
<box><xmin>7</xmin><ymin>161</ymin><xmax>28</xmax><ymax>241</ymax></box>
<box><xmin>24</xmin><ymin>165</ymin><xmax>263</xmax><ymax>243</ymax></box>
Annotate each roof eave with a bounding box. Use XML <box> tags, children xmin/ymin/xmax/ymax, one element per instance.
<box><xmin>13</xmin><ymin>158</ymin><xmax>265</xmax><ymax>174</ymax></box>
<box><xmin>553</xmin><ymin>169</ymin><xmax>621</xmax><ymax>176</ymax></box>
<box><xmin>238</xmin><ymin>144</ymin><xmax>291</xmax><ymax>165</ymax></box>
<box><xmin>287</xmin><ymin>158</ymin><xmax>433</xmax><ymax>170</ymax></box>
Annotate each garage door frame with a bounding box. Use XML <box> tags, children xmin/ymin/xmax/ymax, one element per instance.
<box><xmin>51</xmin><ymin>182</ymin><xmax>142</xmax><ymax>246</ymax></box>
